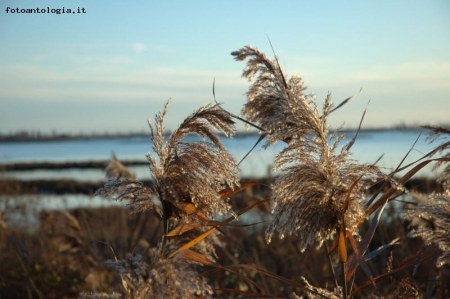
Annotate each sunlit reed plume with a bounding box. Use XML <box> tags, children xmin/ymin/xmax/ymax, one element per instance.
<box><xmin>407</xmin><ymin>126</ymin><xmax>450</xmax><ymax>267</ymax></box>
<box><xmin>423</xmin><ymin>125</ymin><xmax>450</xmax><ymax>181</ymax></box>
<box><xmin>96</xmin><ymin>100</ymin><xmax>240</xmax><ymax>221</ymax></box>
<box><xmin>94</xmin><ymin>100</ymin><xmax>240</xmax><ymax>298</ymax></box>
<box><xmin>408</xmin><ymin>186</ymin><xmax>450</xmax><ymax>267</ymax></box>
<box><xmin>148</xmin><ymin>100</ymin><xmax>240</xmax><ymax>221</ymax></box>
<box><xmin>103</xmin><ymin>235</ymin><xmax>217</xmax><ymax>299</ymax></box>
<box><xmin>232</xmin><ymin>46</ymin><xmax>381</xmax><ymax>251</ymax></box>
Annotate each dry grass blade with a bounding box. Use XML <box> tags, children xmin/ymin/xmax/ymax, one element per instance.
<box><xmin>213</xmin><ymin>78</ymin><xmax>265</xmax><ymax>132</ymax></box>
<box><xmin>423</xmin><ymin>125</ymin><xmax>450</xmax><ymax>176</ymax></box>
<box><xmin>338</xmin><ymin>230</ymin><xmax>347</xmax><ymax>264</ymax></box>
<box><xmin>362</xmin><ymin>238</ymin><xmax>400</xmax><ymax>261</ymax></box>
<box><xmin>168</xmin><ymin>181</ymin><xmax>259</xmax><ymax>237</ymax></box>
<box><xmin>213</xmin><ymin>77</ymin><xmax>270</xmax><ymax>165</ymax></box>
<box><xmin>238</xmin><ymin>133</ymin><xmax>267</xmax><ymax>165</ymax></box>
<box><xmin>219</xmin><ymin>181</ymin><xmax>258</xmax><ymax>198</ymax></box>
<box><xmin>346</xmin><ymin>200</ymin><xmax>388</xmax><ymax>281</ymax></box>
<box><xmin>393</xmin><ymin>132</ymin><xmax>422</xmax><ymax>174</ymax></box>
<box><xmin>339</xmin><ymin>177</ymin><xmax>367</xmax><ymax>299</ymax></box>
<box><xmin>177</xmin><ymin>249</ymin><xmax>215</xmax><ymax>266</ymax></box>
<box><xmin>167</xmin><ymin>221</ymin><xmax>204</xmax><ymax>237</ymax></box>
<box><xmin>172</xmin><ymin>202</ymin><xmax>208</xmax><ymax>221</ymax></box>
<box><xmin>228</xmin><ymin>264</ymin><xmax>329</xmax><ymax>299</ymax></box>
<box><xmin>351</xmin><ymin>249</ymin><xmax>438</xmax><ymax>296</ymax></box>
<box><xmin>343</xmin><ymin>175</ymin><xmax>364</xmax><ymax>217</ymax></box>
<box><xmin>337</xmin><ymin>238</ymin><xmax>400</xmax><ymax>284</ymax></box>
<box><xmin>343</xmin><ymin>100</ymin><xmax>369</xmax><ymax>152</ymax></box>
<box><xmin>366</xmin><ymin>157</ymin><xmax>450</xmax><ymax>216</ymax></box>
<box><xmin>267</xmin><ymin>37</ymin><xmax>289</xmax><ymax>92</ymax></box>
<box><xmin>390</xmin><ymin>141</ymin><xmax>450</xmax><ymax>175</ymax></box>
<box><xmin>168</xmin><ymin>219</ymin><xmax>262</xmax><ymax>237</ymax></box>
<box><xmin>168</xmin><ymin>199</ymin><xmax>269</xmax><ymax>258</ymax></box>
<box><xmin>347</xmin><ymin>233</ymin><xmax>375</xmax><ymax>287</ymax></box>
<box><xmin>337</xmin><ymin>175</ymin><xmax>364</xmax><ymax>264</ymax></box>
<box><xmin>329</xmin><ymin>87</ymin><xmax>362</xmax><ymax>114</ymax></box>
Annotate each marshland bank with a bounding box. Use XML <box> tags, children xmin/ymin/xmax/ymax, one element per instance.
<box><xmin>0</xmin><ymin>126</ymin><xmax>432</xmax><ymax>143</ymax></box>
<box><xmin>0</xmin><ymin>175</ymin><xmax>444</xmax><ymax>196</ymax></box>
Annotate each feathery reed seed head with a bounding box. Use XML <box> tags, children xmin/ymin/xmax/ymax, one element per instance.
<box><xmin>104</xmin><ymin>242</ymin><xmax>214</xmax><ymax>299</ymax></box>
<box><xmin>148</xmin><ymin>101</ymin><xmax>240</xmax><ymax>220</ymax></box>
<box><xmin>105</xmin><ymin>153</ymin><xmax>136</xmax><ymax>180</ymax></box>
<box><xmin>94</xmin><ymin>100</ymin><xmax>240</xmax><ymax>298</ymax></box>
<box><xmin>96</xmin><ymin>100</ymin><xmax>241</xmax><ymax>221</ymax></box>
<box><xmin>406</xmin><ymin>126</ymin><xmax>450</xmax><ymax>267</ymax></box>
<box><xmin>407</xmin><ymin>184</ymin><xmax>450</xmax><ymax>267</ymax></box>
<box><xmin>423</xmin><ymin>125</ymin><xmax>450</xmax><ymax>181</ymax></box>
<box><xmin>233</xmin><ymin>46</ymin><xmax>381</xmax><ymax>251</ymax></box>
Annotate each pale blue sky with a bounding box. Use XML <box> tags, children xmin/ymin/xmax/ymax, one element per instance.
<box><xmin>1</xmin><ymin>0</ymin><xmax>449</xmax><ymax>134</ymax></box>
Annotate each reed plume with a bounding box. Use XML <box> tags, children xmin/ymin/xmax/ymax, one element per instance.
<box><xmin>407</xmin><ymin>186</ymin><xmax>450</xmax><ymax>267</ymax></box>
<box><xmin>292</xmin><ymin>277</ymin><xmax>342</xmax><ymax>299</ymax></box>
<box><xmin>423</xmin><ymin>125</ymin><xmax>450</xmax><ymax>181</ymax></box>
<box><xmin>94</xmin><ymin>100</ymin><xmax>240</xmax><ymax>298</ymax></box>
<box><xmin>147</xmin><ymin>100</ymin><xmax>240</xmax><ymax>221</ymax></box>
<box><xmin>96</xmin><ymin>100</ymin><xmax>240</xmax><ymax>221</ymax></box>
<box><xmin>232</xmin><ymin>46</ymin><xmax>381</xmax><ymax>251</ymax></box>
<box><xmin>105</xmin><ymin>153</ymin><xmax>136</xmax><ymax>180</ymax></box>
<box><xmin>407</xmin><ymin>126</ymin><xmax>450</xmax><ymax>267</ymax></box>
<box><xmin>103</xmin><ymin>235</ymin><xmax>216</xmax><ymax>299</ymax></box>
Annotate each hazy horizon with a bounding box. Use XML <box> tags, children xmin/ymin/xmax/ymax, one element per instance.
<box><xmin>0</xmin><ymin>122</ymin><xmax>443</xmax><ymax>139</ymax></box>
<box><xmin>1</xmin><ymin>1</ymin><xmax>449</xmax><ymax>135</ymax></box>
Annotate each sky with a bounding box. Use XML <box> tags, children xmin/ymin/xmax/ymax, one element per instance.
<box><xmin>0</xmin><ymin>0</ymin><xmax>449</xmax><ymax>135</ymax></box>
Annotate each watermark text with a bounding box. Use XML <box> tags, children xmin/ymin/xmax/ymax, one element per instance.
<box><xmin>5</xmin><ymin>7</ymin><xmax>86</xmax><ymax>15</ymax></box>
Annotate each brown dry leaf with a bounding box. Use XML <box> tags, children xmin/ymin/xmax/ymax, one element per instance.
<box><xmin>168</xmin><ymin>199</ymin><xmax>269</xmax><ymax>258</ymax></box>
<box><xmin>338</xmin><ymin>230</ymin><xmax>347</xmax><ymax>263</ymax></box>
<box><xmin>173</xmin><ymin>202</ymin><xmax>208</xmax><ymax>221</ymax></box>
<box><xmin>167</xmin><ymin>222</ymin><xmax>204</xmax><ymax>237</ymax></box>
<box><xmin>219</xmin><ymin>181</ymin><xmax>258</xmax><ymax>198</ymax></box>
<box><xmin>177</xmin><ymin>249</ymin><xmax>215</xmax><ymax>266</ymax></box>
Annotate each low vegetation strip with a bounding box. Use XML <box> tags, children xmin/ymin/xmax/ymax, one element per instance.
<box><xmin>0</xmin><ymin>177</ymin><xmax>444</xmax><ymax>196</ymax></box>
<box><xmin>0</xmin><ymin>160</ymin><xmax>147</xmax><ymax>171</ymax></box>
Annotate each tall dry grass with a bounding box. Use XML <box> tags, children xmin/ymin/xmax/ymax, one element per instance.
<box><xmin>1</xmin><ymin>45</ymin><xmax>450</xmax><ymax>299</ymax></box>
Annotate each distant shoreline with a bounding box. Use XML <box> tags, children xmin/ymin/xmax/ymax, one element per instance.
<box><xmin>0</xmin><ymin>126</ymin><xmax>427</xmax><ymax>143</ymax></box>
<box><xmin>0</xmin><ymin>160</ymin><xmax>147</xmax><ymax>171</ymax></box>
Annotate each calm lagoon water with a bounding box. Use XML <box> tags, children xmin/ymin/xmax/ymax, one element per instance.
<box><xmin>0</xmin><ymin>130</ymin><xmax>439</xmax><ymax>181</ymax></box>
<box><xmin>0</xmin><ymin>130</ymin><xmax>441</xmax><ymax>224</ymax></box>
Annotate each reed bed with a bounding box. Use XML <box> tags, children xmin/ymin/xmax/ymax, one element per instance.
<box><xmin>1</xmin><ymin>45</ymin><xmax>450</xmax><ymax>298</ymax></box>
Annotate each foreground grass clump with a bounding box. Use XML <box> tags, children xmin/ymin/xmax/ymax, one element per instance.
<box><xmin>89</xmin><ymin>101</ymin><xmax>243</xmax><ymax>298</ymax></box>
<box><xmin>1</xmin><ymin>45</ymin><xmax>450</xmax><ymax>298</ymax></box>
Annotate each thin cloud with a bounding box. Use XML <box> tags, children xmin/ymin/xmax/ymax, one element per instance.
<box><xmin>132</xmin><ymin>43</ymin><xmax>149</xmax><ymax>53</ymax></box>
<box><xmin>351</xmin><ymin>61</ymin><xmax>450</xmax><ymax>82</ymax></box>
<box><xmin>0</xmin><ymin>63</ymin><xmax>248</xmax><ymax>106</ymax></box>
<box><xmin>79</xmin><ymin>55</ymin><xmax>134</xmax><ymax>65</ymax></box>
